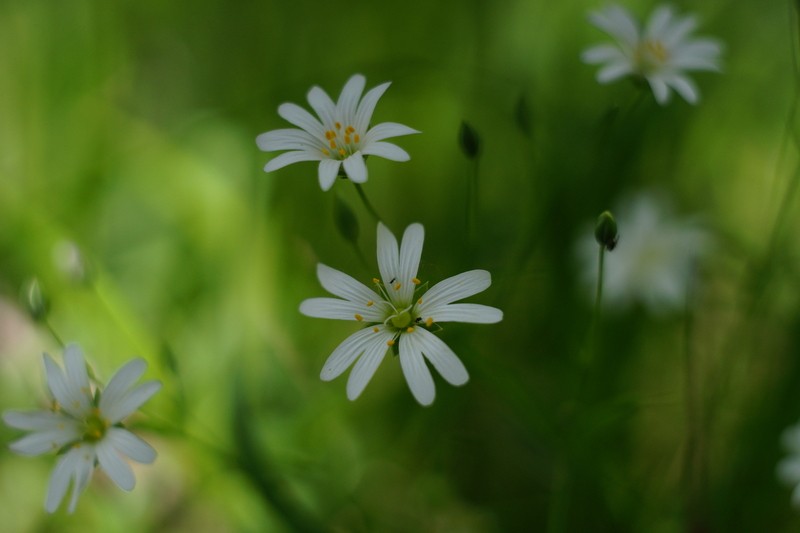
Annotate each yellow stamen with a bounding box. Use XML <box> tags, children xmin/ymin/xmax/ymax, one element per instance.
<box><xmin>354</xmin><ymin>134</ymin><xmax>360</xmax><ymax>143</ymax></box>
<box><xmin>393</xmin><ymin>282</ymin><xmax>402</xmax><ymax>290</ymax></box>
<box><xmin>372</xmin><ymin>278</ymin><xmax>381</xmax><ymax>284</ymax></box>
<box><xmin>367</xmin><ymin>300</ymin><xmax>374</xmax><ymax>307</ymax></box>
<box><xmin>417</xmin><ymin>298</ymin><xmax>423</xmax><ymax>305</ymax></box>
<box><xmin>344</xmin><ymin>135</ymin><xmax>351</xmax><ymax>144</ymax></box>
<box><xmin>387</xmin><ymin>339</ymin><xmax>395</xmax><ymax>346</ymax></box>
<box><xmin>412</xmin><ymin>277</ymin><xmax>421</xmax><ymax>285</ymax></box>
<box><xmin>329</xmin><ymin>140</ymin><xmax>337</xmax><ymax>149</ymax></box>
<box><xmin>325</xmin><ymin>130</ymin><xmax>335</xmax><ymax>140</ymax></box>
<box><xmin>355</xmin><ymin>313</ymin><xmax>363</xmax><ymax>321</ymax></box>
<box><xmin>338</xmin><ymin>148</ymin><xmax>346</xmax><ymax>156</ymax></box>
<box><xmin>345</xmin><ymin>125</ymin><xmax>355</xmax><ymax>134</ymax></box>
<box><xmin>373</xmin><ymin>326</ymin><xmax>380</xmax><ymax>333</ymax></box>
<box><xmin>406</xmin><ymin>327</ymin><xmax>414</xmax><ymax>333</ymax></box>
<box><xmin>425</xmin><ymin>317</ymin><xmax>433</xmax><ymax>327</ymax></box>
<box><xmin>322</xmin><ymin>148</ymin><xmax>330</xmax><ymax>156</ymax></box>
<box><xmin>335</xmin><ymin>122</ymin><xmax>342</xmax><ymax>130</ymax></box>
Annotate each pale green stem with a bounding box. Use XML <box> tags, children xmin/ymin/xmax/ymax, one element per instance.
<box><xmin>354</xmin><ymin>182</ymin><xmax>382</xmax><ymax>222</ymax></box>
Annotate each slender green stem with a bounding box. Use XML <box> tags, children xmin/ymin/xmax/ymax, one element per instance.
<box><xmin>465</xmin><ymin>159</ymin><xmax>480</xmax><ymax>242</ymax></box>
<box><xmin>43</xmin><ymin>320</ymin><xmax>65</xmax><ymax>348</ymax></box>
<box><xmin>354</xmin><ymin>183</ymin><xmax>382</xmax><ymax>222</ymax></box>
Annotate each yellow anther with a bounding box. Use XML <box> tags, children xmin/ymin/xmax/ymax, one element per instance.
<box><xmin>345</xmin><ymin>125</ymin><xmax>355</xmax><ymax>134</ymax></box>
<box><xmin>338</xmin><ymin>148</ymin><xmax>346</xmax><ymax>156</ymax></box>
<box><xmin>354</xmin><ymin>134</ymin><xmax>360</xmax><ymax>143</ymax></box>
<box><xmin>425</xmin><ymin>317</ymin><xmax>433</xmax><ymax>327</ymax></box>
<box><xmin>373</xmin><ymin>326</ymin><xmax>380</xmax><ymax>333</ymax></box>
<box><xmin>412</xmin><ymin>277</ymin><xmax>421</xmax><ymax>285</ymax></box>
<box><xmin>387</xmin><ymin>339</ymin><xmax>395</xmax><ymax>346</ymax></box>
<box><xmin>344</xmin><ymin>135</ymin><xmax>351</xmax><ymax>144</ymax></box>
<box><xmin>355</xmin><ymin>313</ymin><xmax>363</xmax><ymax>321</ymax></box>
<box><xmin>367</xmin><ymin>300</ymin><xmax>374</xmax><ymax>307</ymax></box>
<box><xmin>417</xmin><ymin>298</ymin><xmax>423</xmax><ymax>305</ymax></box>
<box><xmin>393</xmin><ymin>282</ymin><xmax>402</xmax><ymax>290</ymax></box>
<box><xmin>406</xmin><ymin>327</ymin><xmax>414</xmax><ymax>333</ymax></box>
<box><xmin>373</xmin><ymin>278</ymin><xmax>381</xmax><ymax>284</ymax></box>
<box><xmin>322</xmin><ymin>148</ymin><xmax>330</xmax><ymax>156</ymax></box>
<box><xmin>325</xmin><ymin>130</ymin><xmax>335</xmax><ymax>140</ymax></box>
<box><xmin>335</xmin><ymin>122</ymin><xmax>342</xmax><ymax>130</ymax></box>
<box><xmin>329</xmin><ymin>140</ymin><xmax>337</xmax><ymax>149</ymax></box>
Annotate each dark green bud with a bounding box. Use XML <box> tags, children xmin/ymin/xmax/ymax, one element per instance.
<box><xmin>514</xmin><ymin>93</ymin><xmax>532</xmax><ymax>137</ymax></box>
<box><xmin>334</xmin><ymin>195</ymin><xmax>360</xmax><ymax>244</ymax></box>
<box><xmin>458</xmin><ymin>121</ymin><xmax>481</xmax><ymax>159</ymax></box>
<box><xmin>22</xmin><ymin>277</ymin><xmax>49</xmax><ymax>321</ymax></box>
<box><xmin>594</xmin><ymin>210</ymin><xmax>619</xmax><ymax>251</ymax></box>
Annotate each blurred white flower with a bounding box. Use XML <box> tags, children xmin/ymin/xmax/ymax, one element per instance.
<box><xmin>3</xmin><ymin>344</ymin><xmax>161</xmax><ymax>513</ymax></box>
<box><xmin>575</xmin><ymin>192</ymin><xmax>711</xmax><ymax>314</ymax></box>
<box><xmin>777</xmin><ymin>420</ymin><xmax>800</xmax><ymax>507</ymax></box>
<box><xmin>582</xmin><ymin>4</ymin><xmax>722</xmax><ymax>105</ymax></box>
<box><xmin>300</xmin><ymin>222</ymin><xmax>502</xmax><ymax>405</ymax></box>
<box><xmin>257</xmin><ymin>74</ymin><xmax>419</xmax><ymax>191</ymax></box>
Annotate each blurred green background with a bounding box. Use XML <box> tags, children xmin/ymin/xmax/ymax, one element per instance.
<box><xmin>1</xmin><ymin>0</ymin><xmax>799</xmax><ymax>531</ymax></box>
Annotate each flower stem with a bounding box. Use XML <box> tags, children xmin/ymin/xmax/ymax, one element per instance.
<box><xmin>354</xmin><ymin>183</ymin><xmax>382</xmax><ymax>222</ymax></box>
<box><xmin>43</xmin><ymin>320</ymin><xmax>65</xmax><ymax>348</ymax></box>
<box><xmin>465</xmin><ymin>159</ymin><xmax>480</xmax><ymax>242</ymax></box>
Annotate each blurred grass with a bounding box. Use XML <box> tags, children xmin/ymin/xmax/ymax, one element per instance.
<box><xmin>1</xmin><ymin>0</ymin><xmax>800</xmax><ymax>531</ymax></box>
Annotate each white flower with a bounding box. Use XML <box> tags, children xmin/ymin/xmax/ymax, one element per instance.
<box><xmin>575</xmin><ymin>192</ymin><xmax>711</xmax><ymax>314</ymax></box>
<box><xmin>300</xmin><ymin>223</ymin><xmax>503</xmax><ymax>405</ymax></box>
<box><xmin>778</xmin><ymin>420</ymin><xmax>800</xmax><ymax>507</ymax></box>
<box><xmin>3</xmin><ymin>344</ymin><xmax>161</xmax><ymax>513</ymax></box>
<box><xmin>256</xmin><ymin>74</ymin><xmax>419</xmax><ymax>191</ymax></box>
<box><xmin>582</xmin><ymin>4</ymin><xmax>722</xmax><ymax>104</ymax></box>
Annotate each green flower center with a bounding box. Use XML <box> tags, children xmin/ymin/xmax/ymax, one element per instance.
<box><xmin>636</xmin><ymin>40</ymin><xmax>669</xmax><ymax>70</ymax></box>
<box><xmin>82</xmin><ymin>409</ymin><xmax>108</xmax><ymax>442</ymax></box>
<box><xmin>390</xmin><ymin>310</ymin><xmax>413</xmax><ymax>329</ymax></box>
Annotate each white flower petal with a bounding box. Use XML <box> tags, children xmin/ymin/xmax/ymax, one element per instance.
<box><xmin>417</xmin><ymin>270</ymin><xmax>492</xmax><ymax>314</ymax></box>
<box><xmin>644</xmin><ymin>5</ymin><xmax>674</xmax><ymax>40</ymax></box>
<box><xmin>662</xmin><ymin>14</ymin><xmax>698</xmax><ymax>48</ymax></box>
<box><xmin>411</xmin><ymin>328</ymin><xmax>469</xmax><ymax>386</ymax></box>
<box><xmin>363</xmin><ymin>122</ymin><xmax>420</xmax><ymax>143</ymax></box>
<box><xmin>319</xmin><ymin>327</ymin><xmax>390</xmax><ymax>381</ymax></box>
<box><xmin>43</xmin><ymin>354</ymin><xmax>84</xmax><ymax>418</ymax></box>
<box><xmin>336</xmin><ymin>74</ymin><xmax>366</xmax><ymax>123</ymax></box>
<box><xmin>96</xmin><ymin>439</ymin><xmax>136</xmax><ymax>491</ymax></box>
<box><xmin>3</xmin><ymin>410</ymin><xmax>70</xmax><ymax>431</ymax></box>
<box><xmin>106</xmin><ymin>427</ymin><xmax>157</xmax><ymax>464</ymax></box>
<box><xmin>665</xmin><ymin>74</ymin><xmax>699</xmax><ymax>104</ymax></box>
<box><xmin>424</xmin><ymin>303</ymin><xmax>503</xmax><ymax>324</ymax></box>
<box><xmin>397</xmin><ymin>223</ymin><xmax>424</xmax><ymax>303</ymax></box>
<box><xmin>377</xmin><ymin>222</ymin><xmax>400</xmax><ymax>293</ymax></box>
<box><xmin>589</xmin><ymin>5</ymin><xmax>640</xmax><ymax>49</ymax></box>
<box><xmin>342</xmin><ymin>151</ymin><xmax>367</xmax><ymax>183</ymax></box>
<box><xmin>299</xmin><ymin>297</ymin><xmax>385</xmax><ymax>322</ymax></box>
<box><xmin>100</xmin><ymin>358</ymin><xmax>146</xmax><ymax>414</ymax></box>
<box><xmin>361</xmin><ymin>142</ymin><xmax>410</xmax><ymax>162</ymax></box>
<box><xmin>778</xmin><ymin>457</ymin><xmax>800</xmax><ymax>485</ymax></box>
<box><xmin>596</xmin><ymin>61</ymin><xmax>634</xmax><ymax>84</ymax></box>
<box><xmin>307</xmin><ymin>86</ymin><xmax>337</xmax><ymax>128</ymax></box>
<box><xmin>317</xmin><ymin>263</ymin><xmax>383</xmax><ymax>304</ymax></box>
<box><xmin>647</xmin><ymin>76</ymin><xmax>671</xmax><ymax>104</ymax></box>
<box><xmin>63</xmin><ymin>344</ymin><xmax>91</xmax><ymax>404</ymax></box>
<box><xmin>346</xmin><ymin>337</ymin><xmax>389</xmax><ymax>400</ymax></box>
<box><xmin>67</xmin><ymin>446</ymin><xmax>95</xmax><ymax>514</ymax></box>
<box><xmin>46</xmin><ymin>447</ymin><xmax>82</xmax><ymax>513</ymax></box>
<box><xmin>581</xmin><ymin>44</ymin><xmax>626</xmax><ymax>64</ymax></box>
<box><xmin>399</xmin><ymin>334</ymin><xmax>435</xmax><ymax>406</ymax></box>
<box><xmin>256</xmin><ymin>128</ymin><xmax>322</xmax><ymax>152</ymax></box>
<box><xmin>318</xmin><ymin>159</ymin><xmax>341</xmax><ymax>191</ymax></box>
<box><xmin>354</xmin><ymin>81</ymin><xmax>391</xmax><ymax>134</ymax></box>
<box><xmin>263</xmin><ymin>150</ymin><xmax>323</xmax><ymax>173</ymax></box>
<box><xmin>9</xmin><ymin>426</ymin><xmax>80</xmax><ymax>456</ymax></box>
<box><xmin>102</xmin><ymin>380</ymin><xmax>161</xmax><ymax>424</ymax></box>
<box><xmin>277</xmin><ymin>102</ymin><xmax>325</xmax><ymax>138</ymax></box>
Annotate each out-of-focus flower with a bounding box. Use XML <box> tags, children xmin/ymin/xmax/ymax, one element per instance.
<box><xmin>257</xmin><ymin>74</ymin><xmax>419</xmax><ymax>191</ymax></box>
<box><xmin>3</xmin><ymin>344</ymin><xmax>161</xmax><ymax>513</ymax></box>
<box><xmin>575</xmin><ymin>191</ymin><xmax>711</xmax><ymax>314</ymax></box>
<box><xmin>777</xmin><ymin>420</ymin><xmax>800</xmax><ymax>507</ymax></box>
<box><xmin>582</xmin><ymin>4</ymin><xmax>722</xmax><ymax>105</ymax></box>
<box><xmin>300</xmin><ymin>222</ymin><xmax>502</xmax><ymax>405</ymax></box>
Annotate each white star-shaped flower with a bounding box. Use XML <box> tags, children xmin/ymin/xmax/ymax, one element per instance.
<box><xmin>256</xmin><ymin>74</ymin><xmax>419</xmax><ymax>191</ymax></box>
<box><xmin>582</xmin><ymin>4</ymin><xmax>722</xmax><ymax>105</ymax></box>
<box><xmin>3</xmin><ymin>344</ymin><xmax>161</xmax><ymax>513</ymax></box>
<box><xmin>575</xmin><ymin>192</ymin><xmax>711</xmax><ymax>314</ymax></box>
<box><xmin>300</xmin><ymin>223</ymin><xmax>503</xmax><ymax>405</ymax></box>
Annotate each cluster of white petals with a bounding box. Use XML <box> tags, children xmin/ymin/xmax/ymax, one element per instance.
<box><xmin>576</xmin><ymin>192</ymin><xmax>711</xmax><ymax>314</ymax></box>
<box><xmin>582</xmin><ymin>4</ymin><xmax>722</xmax><ymax>104</ymax></box>
<box><xmin>3</xmin><ymin>344</ymin><xmax>161</xmax><ymax>513</ymax></box>
<box><xmin>257</xmin><ymin>74</ymin><xmax>419</xmax><ymax>190</ymax></box>
<box><xmin>301</xmin><ymin>223</ymin><xmax>502</xmax><ymax>405</ymax></box>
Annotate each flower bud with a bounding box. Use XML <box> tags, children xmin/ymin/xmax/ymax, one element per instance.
<box><xmin>22</xmin><ymin>277</ymin><xmax>50</xmax><ymax>321</ymax></box>
<box><xmin>514</xmin><ymin>93</ymin><xmax>532</xmax><ymax>137</ymax></box>
<box><xmin>458</xmin><ymin>121</ymin><xmax>481</xmax><ymax>159</ymax></box>
<box><xmin>594</xmin><ymin>210</ymin><xmax>619</xmax><ymax>251</ymax></box>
